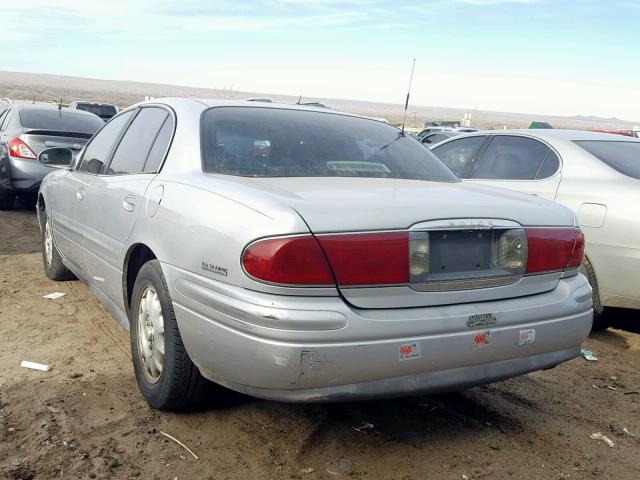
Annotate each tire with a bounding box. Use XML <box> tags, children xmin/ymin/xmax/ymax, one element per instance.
<box><xmin>130</xmin><ymin>260</ymin><xmax>207</xmax><ymax>410</ymax></box>
<box><xmin>580</xmin><ymin>257</ymin><xmax>609</xmax><ymax>331</ymax></box>
<box><xmin>0</xmin><ymin>189</ymin><xmax>14</xmax><ymax>210</ymax></box>
<box><xmin>41</xmin><ymin>210</ymin><xmax>75</xmax><ymax>281</ymax></box>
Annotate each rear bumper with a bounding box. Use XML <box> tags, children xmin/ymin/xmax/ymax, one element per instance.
<box><xmin>5</xmin><ymin>157</ymin><xmax>55</xmax><ymax>191</ymax></box>
<box><xmin>164</xmin><ymin>264</ymin><xmax>593</xmax><ymax>402</ymax></box>
<box><xmin>219</xmin><ymin>347</ymin><xmax>580</xmax><ymax>402</ymax></box>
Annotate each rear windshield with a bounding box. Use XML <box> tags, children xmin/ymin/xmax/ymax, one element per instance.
<box><xmin>74</xmin><ymin>103</ymin><xmax>117</xmax><ymax>119</ymax></box>
<box><xmin>19</xmin><ymin>109</ymin><xmax>104</xmax><ymax>134</ymax></box>
<box><xmin>201</xmin><ymin>107</ymin><xmax>458</xmax><ymax>182</ymax></box>
<box><xmin>574</xmin><ymin>140</ymin><xmax>640</xmax><ymax>180</ymax></box>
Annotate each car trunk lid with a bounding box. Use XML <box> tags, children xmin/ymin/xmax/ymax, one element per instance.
<box><xmin>219</xmin><ymin>176</ymin><xmax>577</xmax><ymax>308</ymax></box>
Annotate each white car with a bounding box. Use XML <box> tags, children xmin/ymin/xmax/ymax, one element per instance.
<box><xmin>431</xmin><ymin>129</ymin><xmax>640</xmax><ymax>329</ymax></box>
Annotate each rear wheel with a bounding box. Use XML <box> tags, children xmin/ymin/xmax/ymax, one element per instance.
<box><xmin>41</xmin><ymin>210</ymin><xmax>75</xmax><ymax>281</ymax></box>
<box><xmin>130</xmin><ymin>260</ymin><xmax>207</xmax><ymax>410</ymax></box>
<box><xmin>580</xmin><ymin>257</ymin><xmax>609</xmax><ymax>331</ymax></box>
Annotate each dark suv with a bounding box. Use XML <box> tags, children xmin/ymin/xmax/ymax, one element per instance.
<box><xmin>0</xmin><ymin>103</ymin><xmax>104</xmax><ymax>209</ymax></box>
<box><xmin>68</xmin><ymin>101</ymin><xmax>118</xmax><ymax>121</ymax></box>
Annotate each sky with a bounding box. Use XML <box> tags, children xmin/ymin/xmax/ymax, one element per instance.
<box><xmin>1</xmin><ymin>0</ymin><xmax>639</xmax><ymax>121</ymax></box>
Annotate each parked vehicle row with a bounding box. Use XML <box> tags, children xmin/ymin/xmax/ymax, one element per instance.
<box><xmin>36</xmin><ymin>99</ymin><xmax>591</xmax><ymax>409</ymax></box>
<box><xmin>428</xmin><ymin>129</ymin><xmax>640</xmax><ymax>328</ymax></box>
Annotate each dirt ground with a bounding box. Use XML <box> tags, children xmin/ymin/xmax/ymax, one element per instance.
<box><xmin>1</xmin><ymin>204</ymin><xmax>640</xmax><ymax>480</ymax></box>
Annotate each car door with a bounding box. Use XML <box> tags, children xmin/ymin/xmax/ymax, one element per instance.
<box><xmin>51</xmin><ymin>111</ymin><xmax>135</xmax><ymax>272</ymax></box>
<box><xmin>463</xmin><ymin>135</ymin><xmax>562</xmax><ymax>201</ymax></box>
<box><xmin>82</xmin><ymin>106</ymin><xmax>174</xmax><ymax>304</ymax></box>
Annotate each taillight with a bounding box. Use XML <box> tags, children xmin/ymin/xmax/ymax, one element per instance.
<box><xmin>8</xmin><ymin>138</ymin><xmax>37</xmax><ymax>159</ymax></box>
<box><xmin>526</xmin><ymin>228</ymin><xmax>584</xmax><ymax>274</ymax></box>
<box><xmin>317</xmin><ymin>232</ymin><xmax>409</xmax><ymax>286</ymax></box>
<box><xmin>242</xmin><ymin>235</ymin><xmax>334</xmax><ymax>286</ymax></box>
<box><xmin>567</xmin><ymin>229</ymin><xmax>585</xmax><ymax>269</ymax></box>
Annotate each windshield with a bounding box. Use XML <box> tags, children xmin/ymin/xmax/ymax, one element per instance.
<box><xmin>74</xmin><ymin>103</ymin><xmax>117</xmax><ymax>119</ymax></box>
<box><xmin>201</xmin><ymin>107</ymin><xmax>459</xmax><ymax>182</ymax></box>
<box><xmin>574</xmin><ymin>140</ymin><xmax>640</xmax><ymax>180</ymax></box>
<box><xmin>19</xmin><ymin>109</ymin><xmax>105</xmax><ymax>133</ymax></box>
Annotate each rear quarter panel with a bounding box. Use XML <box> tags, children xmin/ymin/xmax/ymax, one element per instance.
<box><xmin>555</xmin><ymin>145</ymin><xmax>640</xmax><ymax>304</ymax></box>
<box><xmin>125</xmin><ymin>174</ymin><xmax>311</xmax><ymax>289</ymax></box>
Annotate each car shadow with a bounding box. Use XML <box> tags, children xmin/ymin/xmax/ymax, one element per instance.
<box><xmin>607</xmin><ymin>307</ymin><xmax>640</xmax><ymax>335</ymax></box>
<box><xmin>191</xmin><ymin>381</ymin><xmax>527</xmax><ymax>443</ymax></box>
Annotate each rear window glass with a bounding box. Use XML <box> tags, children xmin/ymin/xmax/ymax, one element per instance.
<box><xmin>19</xmin><ymin>109</ymin><xmax>104</xmax><ymax>134</ymax></box>
<box><xmin>74</xmin><ymin>103</ymin><xmax>117</xmax><ymax>119</ymax></box>
<box><xmin>201</xmin><ymin>107</ymin><xmax>458</xmax><ymax>182</ymax></box>
<box><xmin>574</xmin><ymin>141</ymin><xmax>640</xmax><ymax>180</ymax></box>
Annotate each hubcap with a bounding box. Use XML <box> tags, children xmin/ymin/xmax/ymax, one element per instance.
<box><xmin>44</xmin><ymin>221</ymin><xmax>53</xmax><ymax>267</ymax></box>
<box><xmin>137</xmin><ymin>286</ymin><xmax>165</xmax><ymax>383</ymax></box>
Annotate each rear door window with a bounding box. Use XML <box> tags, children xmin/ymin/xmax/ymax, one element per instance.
<box><xmin>105</xmin><ymin>107</ymin><xmax>169</xmax><ymax>175</ymax></box>
<box><xmin>423</xmin><ymin>133</ymin><xmax>448</xmax><ymax>145</ymax></box>
<box><xmin>77</xmin><ymin>110</ymin><xmax>135</xmax><ymax>174</ymax></box>
<box><xmin>574</xmin><ymin>140</ymin><xmax>640</xmax><ymax>180</ymax></box>
<box><xmin>0</xmin><ymin>110</ymin><xmax>9</xmax><ymax>131</ymax></box>
<box><xmin>471</xmin><ymin>136</ymin><xmax>551</xmax><ymax>180</ymax></box>
<box><xmin>431</xmin><ymin>136</ymin><xmax>488</xmax><ymax>177</ymax></box>
<box><xmin>535</xmin><ymin>150</ymin><xmax>560</xmax><ymax>179</ymax></box>
<box><xmin>142</xmin><ymin>115</ymin><xmax>174</xmax><ymax>173</ymax></box>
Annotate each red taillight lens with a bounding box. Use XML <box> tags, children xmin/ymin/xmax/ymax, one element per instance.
<box><xmin>567</xmin><ymin>229</ymin><xmax>585</xmax><ymax>269</ymax></box>
<box><xmin>526</xmin><ymin>228</ymin><xmax>584</xmax><ymax>274</ymax></box>
<box><xmin>317</xmin><ymin>232</ymin><xmax>409</xmax><ymax>286</ymax></box>
<box><xmin>8</xmin><ymin>138</ymin><xmax>36</xmax><ymax>159</ymax></box>
<box><xmin>242</xmin><ymin>235</ymin><xmax>334</xmax><ymax>286</ymax></box>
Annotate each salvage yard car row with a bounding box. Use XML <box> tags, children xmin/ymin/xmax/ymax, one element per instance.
<box><xmin>2</xmin><ymin>93</ymin><xmax>637</xmax><ymax>411</ymax></box>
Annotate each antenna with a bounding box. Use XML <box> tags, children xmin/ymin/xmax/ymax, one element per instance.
<box><xmin>297</xmin><ymin>95</ymin><xmax>302</xmax><ymax>105</ymax></box>
<box><xmin>58</xmin><ymin>98</ymin><xmax>63</xmax><ymax>110</ymax></box>
<box><xmin>400</xmin><ymin>58</ymin><xmax>416</xmax><ymax>136</ymax></box>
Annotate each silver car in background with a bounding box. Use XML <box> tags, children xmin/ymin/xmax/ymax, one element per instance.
<box><xmin>37</xmin><ymin>99</ymin><xmax>591</xmax><ymax>410</ymax></box>
<box><xmin>430</xmin><ymin>130</ymin><xmax>640</xmax><ymax>329</ymax></box>
<box><xmin>0</xmin><ymin>102</ymin><xmax>104</xmax><ymax>209</ymax></box>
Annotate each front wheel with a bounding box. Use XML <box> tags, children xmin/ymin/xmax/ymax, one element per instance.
<box><xmin>130</xmin><ymin>260</ymin><xmax>207</xmax><ymax>410</ymax></box>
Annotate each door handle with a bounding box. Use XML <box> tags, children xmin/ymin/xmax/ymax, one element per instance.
<box><xmin>76</xmin><ymin>189</ymin><xmax>85</xmax><ymax>201</ymax></box>
<box><xmin>122</xmin><ymin>195</ymin><xmax>136</xmax><ymax>212</ymax></box>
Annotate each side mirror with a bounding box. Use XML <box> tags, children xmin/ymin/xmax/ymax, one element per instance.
<box><xmin>38</xmin><ymin>147</ymin><xmax>73</xmax><ymax>169</ymax></box>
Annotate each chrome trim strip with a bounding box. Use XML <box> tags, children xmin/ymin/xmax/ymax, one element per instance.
<box><xmin>410</xmin><ymin>218</ymin><xmax>522</xmax><ymax>231</ymax></box>
<box><xmin>410</xmin><ymin>275</ymin><xmax>520</xmax><ymax>292</ymax></box>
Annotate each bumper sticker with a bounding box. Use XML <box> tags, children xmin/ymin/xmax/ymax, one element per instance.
<box><xmin>519</xmin><ymin>329</ymin><xmax>536</xmax><ymax>346</ymax></box>
<box><xmin>399</xmin><ymin>342</ymin><xmax>422</xmax><ymax>361</ymax></box>
<box><xmin>473</xmin><ymin>330</ymin><xmax>492</xmax><ymax>348</ymax></box>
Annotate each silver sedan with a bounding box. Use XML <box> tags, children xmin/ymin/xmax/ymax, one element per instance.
<box><xmin>430</xmin><ymin>130</ymin><xmax>640</xmax><ymax>329</ymax></box>
<box><xmin>37</xmin><ymin>99</ymin><xmax>592</xmax><ymax>409</ymax></box>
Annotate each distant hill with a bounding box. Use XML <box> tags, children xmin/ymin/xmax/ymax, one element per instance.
<box><xmin>1</xmin><ymin>70</ymin><xmax>637</xmax><ymax>131</ymax></box>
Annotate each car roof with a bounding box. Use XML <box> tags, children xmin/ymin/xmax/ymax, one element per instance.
<box><xmin>469</xmin><ymin>128</ymin><xmax>640</xmax><ymax>142</ymax></box>
<box><xmin>134</xmin><ymin>97</ymin><xmax>389</xmax><ymax>123</ymax></box>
